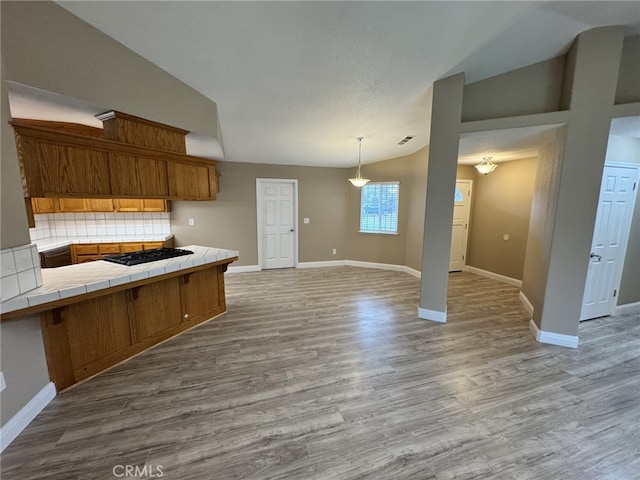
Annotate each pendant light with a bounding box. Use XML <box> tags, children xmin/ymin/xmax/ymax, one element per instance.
<box><xmin>475</xmin><ymin>156</ymin><xmax>498</xmax><ymax>175</ymax></box>
<box><xmin>348</xmin><ymin>137</ymin><xmax>370</xmax><ymax>187</ymax></box>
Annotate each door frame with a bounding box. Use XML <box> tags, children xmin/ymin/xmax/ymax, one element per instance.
<box><xmin>256</xmin><ymin>178</ymin><xmax>299</xmax><ymax>270</ymax></box>
<box><xmin>581</xmin><ymin>161</ymin><xmax>639</xmax><ymax>319</ymax></box>
<box><xmin>450</xmin><ymin>179</ymin><xmax>473</xmax><ymax>272</ymax></box>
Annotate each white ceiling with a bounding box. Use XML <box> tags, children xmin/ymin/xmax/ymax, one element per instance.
<box><xmin>458</xmin><ymin>124</ymin><xmax>563</xmax><ymax>165</ymax></box>
<box><xmin>15</xmin><ymin>1</ymin><xmax>640</xmax><ymax>167</ymax></box>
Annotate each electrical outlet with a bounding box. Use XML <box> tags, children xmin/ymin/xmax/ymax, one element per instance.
<box><xmin>188</xmin><ymin>218</ymin><xmax>195</xmax><ymax>226</ymax></box>
<box><xmin>332</xmin><ymin>249</ymin><xmax>337</xmax><ymax>255</ymax></box>
<box><xmin>304</xmin><ymin>218</ymin><xmax>310</xmax><ymax>224</ymax></box>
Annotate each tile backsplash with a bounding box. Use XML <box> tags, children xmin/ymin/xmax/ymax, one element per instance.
<box><xmin>1</xmin><ymin>244</ymin><xmax>42</xmax><ymax>301</ymax></box>
<box><xmin>30</xmin><ymin>212</ymin><xmax>171</xmax><ymax>241</ymax></box>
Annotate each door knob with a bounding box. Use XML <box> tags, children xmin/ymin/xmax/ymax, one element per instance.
<box><xmin>590</xmin><ymin>253</ymin><xmax>602</xmax><ymax>261</ymax></box>
<box><xmin>290</xmin><ymin>229</ymin><xmax>294</xmax><ymax>232</ymax></box>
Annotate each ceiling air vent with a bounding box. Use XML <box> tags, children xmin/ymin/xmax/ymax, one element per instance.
<box><xmin>397</xmin><ymin>135</ymin><xmax>415</xmax><ymax>145</ymax></box>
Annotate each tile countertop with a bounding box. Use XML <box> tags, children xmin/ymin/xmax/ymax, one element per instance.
<box><xmin>1</xmin><ymin>246</ymin><xmax>239</xmax><ymax>316</ymax></box>
<box><xmin>34</xmin><ymin>235</ymin><xmax>175</xmax><ymax>253</ymax></box>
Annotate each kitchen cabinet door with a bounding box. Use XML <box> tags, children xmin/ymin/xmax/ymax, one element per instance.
<box><xmin>39</xmin><ymin>142</ymin><xmax>111</xmax><ymax>196</ymax></box>
<box><xmin>86</xmin><ymin>199</ymin><xmax>114</xmax><ymax>212</ymax></box>
<box><xmin>41</xmin><ymin>291</ymin><xmax>133</xmax><ymax>390</ymax></box>
<box><xmin>98</xmin><ymin>244</ymin><xmax>121</xmax><ymax>255</ymax></box>
<box><xmin>114</xmin><ymin>199</ymin><xmax>168</xmax><ymax>212</ymax></box>
<box><xmin>168</xmin><ymin>162</ymin><xmax>215</xmax><ymax>199</ymax></box>
<box><xmin>31</xmin><ymin>197</ymin><xmax>58</xmax><ymax>214</ymax></box>
<box><xmin>142</xmin><ymin>242</ymin><xmax>164</xmax><ymax>250</ymax></box>
<box><xmin>180</xmin><ymin>267</ymin><xmax>225</xmax><ymax>324</ymax></box>
<box><xmin>114</xmin><ymin>199</ymin><xmax>143</xmax><ymax>212</ymax></box>
<box><xmin>121</xmin><ymin>243</ymin><xmax>144</xmax><ymax>253</ymax></box>
<box><xmin>57</xmin><ymin>198</ymin><xmax>88</xmax><ymax>212</ymax></box>
<box><xmin>142</xmin><ymin>199</ymin><xmax>168</xmax><ymax>212</ymax></box>
<box><xmin>110</xmin><ymin>153</ymin><xmax>169</xmax><ymax>197</ymax></box>
<box><xmin>127</xmin><ymin>277</ymin><xmax>183</xmax><ymax>342</ymax></box>
<box><xmin>58</xmin><ymin>198</ymin><xmax>115</xmax><ymax>213</ymax></box>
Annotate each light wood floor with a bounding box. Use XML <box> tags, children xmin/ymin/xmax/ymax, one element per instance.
<box><xmin>2</xmin><ymin>268</ymin><xmax>639</xmax><ymax>480</ymax></box>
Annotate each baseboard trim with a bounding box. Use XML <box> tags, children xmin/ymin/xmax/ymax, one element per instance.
<box><xmin>230</xmin><ymin>259</ymin><xmax>424</xmax><ymax>278</ymax></box>
<box><xmin>345</xmin><ymin>260</ymin><xmax>421</xmax><ymax>279</ymax></box>
<box><xmin>529</xmin><ymin>319</ymin><xmax>578</xmax><ymax>348</ymax></box>
<box><xmin>519</xmin><ymin>291</ymin><xmax>534</xmax><ymax>316</ymax></box>
<box><xmin>463</xmin><ymin>265</ymin><xmax>522</xmax><ymax>288</ymax></box>
<box><xmin>418</xmin><ymin>307</ymin><xmax>447</xmax><ymax>323</ymax></box>
<box><xmin>296</xmin><ymin>260</ymin><xmax>347</xmax><ymax>269</ymax></box>
<box><xmin>227</xmin><ymin>265</ymin><xmax>261</xmax><ymax>273</ymax></box>
<box><xmin>615</xmin><ymin>301</ymin><xmax>640</xmax><ymax>316</ymax></box>
<box><xmin>0</xmin><ymin>382</ymin><xmax>56</xmax><ymax>452</ymax></box>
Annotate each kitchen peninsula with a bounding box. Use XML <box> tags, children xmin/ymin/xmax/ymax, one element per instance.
<box><xmin>1</xmin><ymin>246</ymin><xmax>238</xmax><ymax>390</ymax></box>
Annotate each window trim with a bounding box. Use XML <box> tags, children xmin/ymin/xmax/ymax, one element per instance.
<box><xmin>358</xmin><ymin>181</ymin><xmax>400</xmax><ymax>235</ymax></box>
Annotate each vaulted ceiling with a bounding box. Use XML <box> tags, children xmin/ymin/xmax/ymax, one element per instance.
<box><xmin>30</xmin><ymin>2</ymin><xmax>640</xmax><ymax>167</ymax></box>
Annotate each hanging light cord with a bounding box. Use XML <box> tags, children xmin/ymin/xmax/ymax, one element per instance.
<box><xmin>356</xmin><ymin>137</ymin><xmax>363</xmax><ymax>177</ymax></box>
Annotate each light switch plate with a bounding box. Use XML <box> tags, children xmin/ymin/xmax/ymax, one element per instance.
<box><xmin>304</xmin><ymin>218</ymin><xmax>310</xmax><ymax>224</ymax></box>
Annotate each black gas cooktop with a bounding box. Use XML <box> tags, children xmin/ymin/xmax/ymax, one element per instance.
<box><xmin>102</xmin><ymin>247</ymin><xmax>194</xmax><ymax>266</ymax></box>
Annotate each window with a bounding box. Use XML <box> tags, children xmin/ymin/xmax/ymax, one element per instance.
<box><xmin>360</xmin><ymin>182</ymin><xmax>399</xmax><ymax>234</ymax></box>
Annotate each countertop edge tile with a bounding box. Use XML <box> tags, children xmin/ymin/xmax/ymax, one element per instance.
<box><xmin>2</xmin><ymin>246</ymin><xmax>238</xmax><ymax>317</ymax></box>
<box><xmin>59</xmin><ymin>285</ymin><xmax>88</xmax><ymax>299</ymax></box>
<box><xmin>109</xmin><ymin>276</ymin><xmax>132</xmax><ymax>287</ymax></box>
<box><xmin>27</xmin><ymin>291</ymin><xmax>61</xmax><ymax>307</ymax></box>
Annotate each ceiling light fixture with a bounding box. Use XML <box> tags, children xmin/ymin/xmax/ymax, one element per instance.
<box><xmin>475</xmin><ymin>156</ymin><xmax>498</xmax><ymax>175</ymax></box>
<box><xmin>348</xmin><ymin>137</ymin><xmax>370</xmax><ymax>187</ymax></box>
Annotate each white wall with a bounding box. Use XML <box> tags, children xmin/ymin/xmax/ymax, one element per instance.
<box><xmin>605</xmin><ymin>134</ymin><xmax>640</xmax><ymax>164</ymax></box>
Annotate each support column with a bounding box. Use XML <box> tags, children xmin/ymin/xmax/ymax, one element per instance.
<box><xmin>418</xmin><ymin>73</ymin><xmax>464</xmax><ymax>322</ymax></box>
<box><xmin>532</xmin><ymin>27</ymin><xmax>625</xmax><ymax>347</ymax></box>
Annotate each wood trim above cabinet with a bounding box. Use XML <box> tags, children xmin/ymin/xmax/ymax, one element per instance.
<box><xmin>98</xmin><ymin>110</ymin><xmax>188</xmax><ymax>154</ymax></box>
<box><xmin>7</xmin><ymin>119</ymin><xmax>104</xmax><ymax>137</ymax></box>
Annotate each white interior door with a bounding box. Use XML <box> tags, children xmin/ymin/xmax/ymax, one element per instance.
<box><xmin>257</xmin><ymin>179</ymin><xmax>297</xmax><ymax>269</ymax></box>
<box><xmin>581</xmin><ymin>163</ymin><xmax>639</xmax><ymax>320</ymax></box>
<box><xmin>450</xmin><ymin>180</ymin><xmax>473</xmax><ymax>272</ymax></box>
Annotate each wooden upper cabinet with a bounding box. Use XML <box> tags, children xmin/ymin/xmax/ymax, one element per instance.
<box><xmin>113</xmin><ymin>199</ymin><xmax>142</xmax><ymax>212</ymax></box>
<box><xmin>38</xmin><ymin>142</ymin><xmax>111</xmax><ymax>196</ymax></box>
<box><xmin>56</xmin><ymin>198</ymin><xmax>115</xmax><ymax>213</ymax></box>
<box><xmin>109</xmin><ymin>154</ymin><xmax>169</xmax><ymax>197</ymax></box>
<box><xmin>31</xmin><ymin>197</ymin><xmax>167</xmax><ymax>214</ymax></box>
<box><xmin>141</xmin><ymin>199</ymin><xmax>168</xmax><ymax>212</ymax></box>
<box><xmin>31</xmin><ymin>197</ymin><xmax>57</xmax><ymax>214</ymax></box>
<box><xmin>57</xmin><ymin>198</ymin><xmax>89</xmax><ymax>213</ymax></box>
<box><xmin>86</xmin><ymin>198</ymin><xmax>115</xmax><ymax>212</ymax></box>
<box><xmin>168</xmin><ymin>162</ymin><xmax>216</xmax><ymax>200</ymax></box>
<box><xmin>11</xmin><ymin>117</ymin><xmax>218</xmax><ymax>201</ymax></box>
<box><xmin>115</xmin><ymin>199</ymin><xmax>167</xmax><ymax>212</ymax></box>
